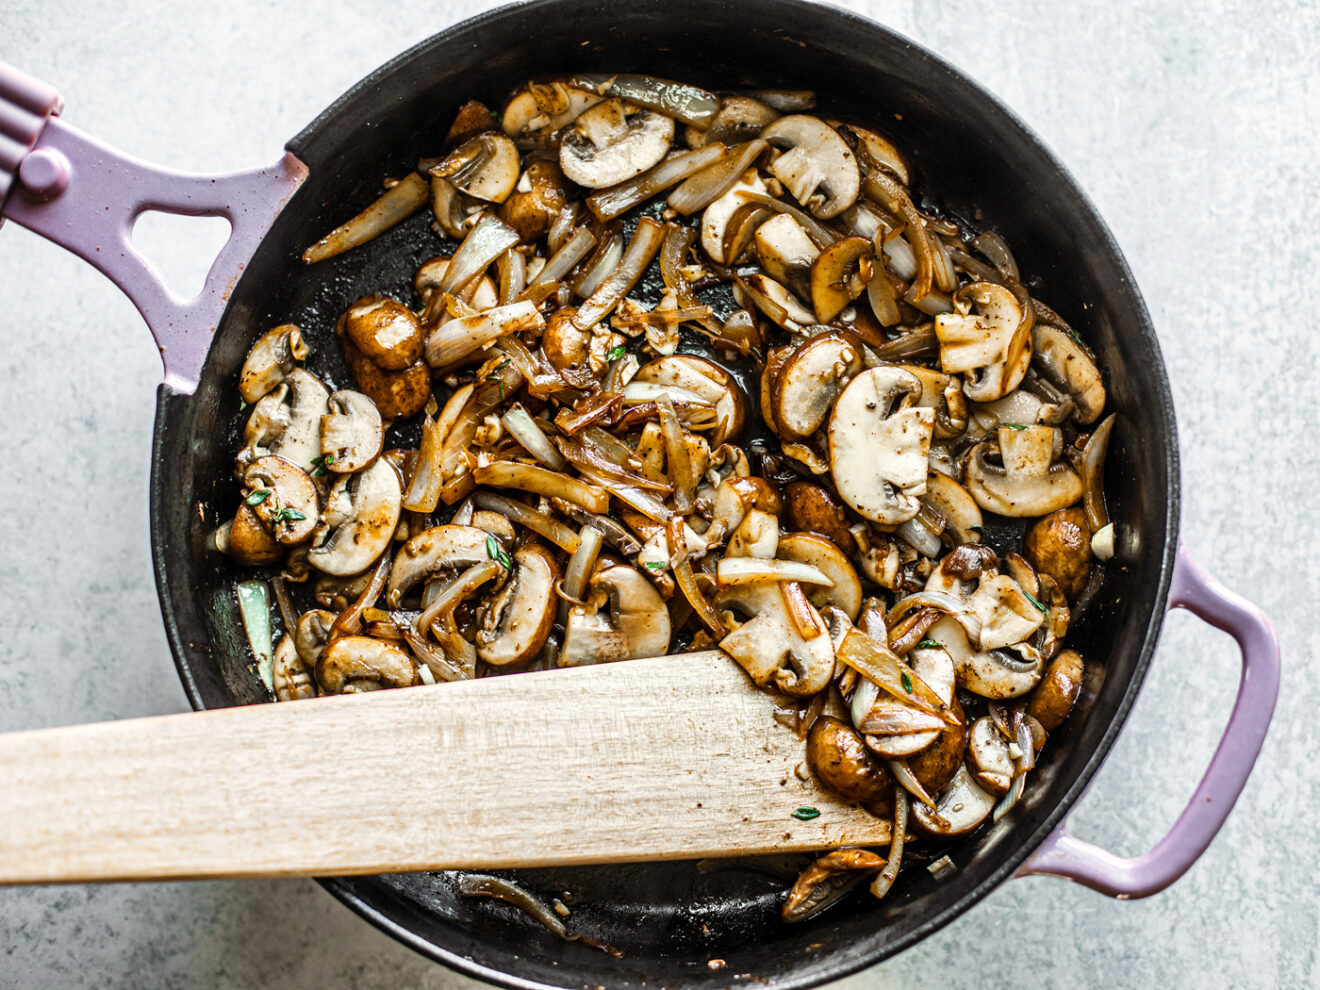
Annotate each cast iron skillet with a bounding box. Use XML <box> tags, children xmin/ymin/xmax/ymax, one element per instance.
<box><xmin>0</xmin><ymin>2</ymin><xmax>1280</xmax><ymax>988</ymax></box>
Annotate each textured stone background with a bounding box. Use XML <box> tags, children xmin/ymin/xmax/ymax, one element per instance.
<box><xmin>0</xmin><ymin>0</ymin><xmax>1314</xmax><ymax>987</ymax></box>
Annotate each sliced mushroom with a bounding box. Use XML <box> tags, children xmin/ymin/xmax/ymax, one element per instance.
<box><xmin>777</xmin><ymin>532</ymin><xmax>862</xmax><ymax>621</ymax></box>
<box><xmin>242</xmin><ymin>455</ymin><xmax>319</xmax><ymax>545</ymax></box>
<box><xmin>429</xmin><ymin>175</ymin><xmax>484</xmax><ymax>239</ymax></box>
<box><xmin>1032</xmin><ymin>322</ymin><xmax>1105</xmax><ymax>424</ymax></box>
<box><xmin>835</xmin><ymin>122</ymin><xmax>910</xmax><ymax>186</ymax></box>
<box><xmin>966</xmin><ymin>716</ymin><xmax>1015</xmax><ymax>796</ymax></box>
<box><xmin>1033</xmin><ymin>574</ymin><xmax>1070</xmax><ymax>659</ymax></box>
<box><xmin>273</xmin><ymin>634</ymin><xmax>317</xmax><ymax>702</ymax></box>
<box><xmin>215</xmin><ymin>503</ymin><xmax>284</xmax><ymax>566</ymax></box>
<box><xmin>739</xmin><ymin>273</ymin><xmax>816</xmax><ymax>330</ymax></box>
<box><xmin>860</xmin><ymin>646</ymin><xmax>954</xmax><ymax>759</ymax></box>
<box><xmin>922</xmin><ymin>472</ymin><xmax>983</xmax><ymax>545</ymax></box>
<box><xmin>828</xmin><ymin>367</ymin><xmax>935</xmax><ymax>525</ymax></box>
<box><xmin>476</xmin><ymin>544</ymin><xmax>559</xmax><ymax>667</ymax></box>
<box><xmin>760</xmin><ymin>115</ymin><xmax>860</xmax><ymax>219</ymax></box>
<box><xmin>316</xmin><ymin>635</ymin><xmax>418</xmax><ymax>694</ymax></box>
<box><xmin>967</xmin><ymin>574</ymin><xmax>1046</xmax><ymax>650</ymax></box>
<box><xmin>726</xmin><ymin>507</ymin><xmax>779</xmax><ymax>559</ymax></box>
<box><xmin>386</xmin><ymin>524</ymin><xmax>494</xmax><ymax>606</ymax></box>
<box><xmin>320</xmin><ymin>390</ymin><xmax>383</xmax><ymax>473</ymax></box>
<box><xmin>633</xmin><ymin>355</ymin><xmax>744</xmax><ymax>446</ymax></box>
<box><xmin>964</xmin><ymin>436</ymin><xmax>1083</xmax><ymax>518</ymax></box>
<box><xmin>307</xmin><ymin>459</ymin><xmax>402</xmax><ymax>576</ymax></box>
<box><xmin>295</xmin><ymin>608</ymin><xmax>336</xmax><ymax>669</ymax></box>
<box><xmin>968</xmin><ymin>387</ymin><xmax>1045</xmax><ymax>433</ymax></box>
<box><xmin>685</xmin><ymin>96</ymin><xmax>779</xmax><ymax>149</ymax></box>
<box><xmin>783</xmin><ymin>481</ymin><xmax>856</xmax><ymax>556</ymax></box>
<box><xmin>716</xmin><ymin>580</ymin><xmax>834</xmax><ymax>696</ymax></box>
<box><xmin>805</xmin><ymin>716</ymin><xmax>894</xmax><ymax>816</ymax></box>
<box><xmin>340</xmin><ymin>295</ymin><xmax>425</xmax><ymax>371</ymax></box>
<box><xmin>561</xmin><ymin>562</ymin><xmax>671</xmax><ymax>665</ymax></box>
<box><xmin>498</xmin><ymin>160</ymin><xmax>568</xmax><ymax>242</ymax></box>
<box><xmin>997</xmin><ymin>424</ymin><xmax>1059</xmax><ymax>479</ymax></box>
<box><xmin>1025</xmin><ymin>647</ymin><xmax>1084</xmax><ymax>730</ymax></box>
<box><xmin>701</xmin><ymin>168</ymin><xmax>768</xmax><ymax>264</ymax></box>
<box><xmin>501</xmin><ymin>80</ymin><xmax>602</xmax><ymax>136</ymax></box>
<box><xmin>773</xmin><ymin>333</ymin><xmax>862</xmax><ymax>440</ymax></box>
<box><xmin>239</xmin><ymin>324</ymin><xmax>308</xmax><ymax>404</ymax></box>
<box><xmin>897</xmin><ymin>364</ymin><xmax>967</xmax><ymax>440</ymax></box>
<box><xmin>810</xmin><ymin>236</ymin><xmax>873</xmax><ymax>323</ymax></box>
<box><xmin>928</xmin><ymin>614</ymin><xmax>1043</xmax><ymax>699</ymax></box>
<box><xmin>559</xmin><ymin>98</ymin><xmax>674</xmax><ymax>189</ymax></box>
<box><xmin>910</xmin><ymin>763</ymin><xmax>997</xmax><ymax>838</ymax></box>
<box><xmin>934</xmin><ymin>282</ymin><xmax>1031</xmax><ymax>402</ymax></box>
<box><xmin>429</xmin><ymin>132</ymin><xmax>520</xmax><ymax>204</ymax></box>
<box><xmin>1024</xmin><ymin>506</ymin><xmax>1092</xmax><ymax>599</ymax></box>
<box><xmin>240</xmin><ymin>368</ymin><xmax>330</xmax><ymax>474</ymax></box>
<box><xmin>754</xmin><ymin>212</ymin><xmax>818</xmax><ymax>300</ymax></box>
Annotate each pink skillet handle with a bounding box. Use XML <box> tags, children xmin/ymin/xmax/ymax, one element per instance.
<box><xmin>0</xmin><ymin>61</ymin><xmax>307</xmax><ymax>394</ymax></box>
<box><xmin>1015</xmin><ymin>546</ymin><xmax>1280</xmax><ymax>898</ymax></box>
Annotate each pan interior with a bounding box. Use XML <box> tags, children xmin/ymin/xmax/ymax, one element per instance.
<box><xmin>149</xmin><ymin>1</ymin><xmax>1179</xmax><ymax>987</ymax></box>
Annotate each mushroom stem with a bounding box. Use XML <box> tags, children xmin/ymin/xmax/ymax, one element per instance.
<box><xmin>328</xmin><ymin>552</ymin><xmax>391</xmax><ymax>643</ymax></box>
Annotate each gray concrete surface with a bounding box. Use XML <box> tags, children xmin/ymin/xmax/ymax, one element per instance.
<box><xmin>0</xmin><ymin>0</ymin><xmax>1315</xmax><ymax>987</ymax></box>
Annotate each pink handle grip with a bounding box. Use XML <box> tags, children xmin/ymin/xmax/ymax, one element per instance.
<box><xmin>0</xmin><ymin>61</ymin><xmax>307</xmax><ymax>394</ymax></box>
<box><xmin>1015</xmin><ymin>546</ymin><xmax>1280</xmax><ymax>898</ymax></box>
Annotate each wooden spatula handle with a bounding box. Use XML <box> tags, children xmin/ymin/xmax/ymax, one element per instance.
<box><xmin>0</xmin><ymin>652</ymin><xmax>889</xmax><ymax>883</ymax></box>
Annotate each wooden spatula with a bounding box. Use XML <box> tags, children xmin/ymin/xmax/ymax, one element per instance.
<box><xmin>0</xmin><ymin>651</ymin><xmax>890</xmax><ymax>884</ymax></box>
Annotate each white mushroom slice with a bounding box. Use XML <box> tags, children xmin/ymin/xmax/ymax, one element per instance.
<box><xmin>740</xmin><ymin>273</ymin><xmax>816</xmax><ymax>330</ymax></box>
<box><xmin>295</xmin><ymin>608</ymin><xmax>336</xmax><ymax>669</ymax></box>
<box><xmin>561</xmin><ymin>563</ymin><xmax>671</xmax><ymax>665</ymax></box>
<box><xmin>476</xmin><ymin>544</ymin><xmax>558</xmax><ymax>667</ymax></box>
<box><xmin>964</xmin><ymin>438</ymin><xmax>1083</xmax><ymax>518</ymax></box>
<box><xmin>470</xmin><ymin>509</ymin><xmax>516</xmax><ymax>542</ymax></box>
<box><xmin>307</xmin><ymin>459</ymin><xmax>402</xmax><ymax>577</ymax></box>
<box><xmin>716</xmin><ymin>582</ymin><xmax>834</xmax><ymax>696</ymax></box>
<box><xmin>242</xmin><ymin>455</ymin><xmax>319</xmax><ymax>545</ymax></box>
<box><xmin>760</xmin><ymin>115</ymin><xmax>860</xmax><ymax>219</ymax></box>
<box><xmin>773</xmin><ymin>333</ymin><xmax>862</xmax><ymax>440</ymax></box>
<box><xmin>967</xmin><ymin>717</ymin><xmax>1015</xmax><ymax>796</ymax></box>
<box><xmin>810</xmin><ymin>236</ymin><xmax>874</xmax><ymax>324</ymax></box>
<box><xmin>895</xmin><ymin>364</ymin><xmax>967</xmax><ymax>440</ymax></box>
<box><xmin>910</xmin><ymin>764</ymin><xmax>997</xmax><ymax>838</ymax></box>
<box><xmin>928</xmin><ymin>615</ymin><xmax>1044</xmax><ymax>699</ymax></box>
<box><xmin>860</xmin><ymin>647</ymin><xmax>954</xmax><ymax>758</ymax></box>
<box><xmin>834</xmin><ymin>121</ymin><xmax>911</xmax><ymax>186</ymax></box>
<box><xmin>633</xmin><ymin>354</ymin><xmax>744</xmax><ymax>446</ymax></box>
<box><xmin>1032</xmin><ymin>322</ymin><xmax>1106</xmax><ymax>424</ymax></box>
<box><xmin>997</xmin><ymin>425</ymin><xmax>1058</xmax><ymax>479</ymax></box>
<box><xmin>241</xmin><ymin>368</ymin><xmax>330</xmax><ymax>474</ymax></box>
<box><xmin>239</xmin><ymin>324</ymin><xmax>308</xmax><ymax>404</ymax></box>
<box><xmin>777</xmin><ymin>532</ymin><xmax>862</xmax><ymax>621</ymax></box>
<box><xmin>828</xmin><ymin>367</ymin><xmax>935</xmax><ymax>525</ymax></box>
<box><xmin>701</xmin><ymin>168</ymin><xmax>767</xmax><ymax>263</ymax></box>
<box><xmin>934</xmin><ymin>282</ymin><xmax>1031</xmax><ymax>402</ymax></box>
<box><xmin>272</xmin><ymin>633</ymin><xmax>316</xmax><ymax>702</ymax></box>
<box><xmin>754</xmin><ymin>212</ymin><xmax>819</xmax><ymax>299</ymax></box>
<box><xmin>726</xmin><ymin>508</ymin><xmax>779</xmax><ymax>559</ymax></box>
<box><xmin>501</xmin><ymin>80</ymin><xmax>602</xmax><ymax>136</ymax></box>
<box><xmin>316</xmin><ymin>635</ymin><xmax>418</xmax><ymax>694</ymax></box>
<box><xmin>429</xmin><ymin>133</ymin><xmax>521</xmax><ymax>204</ymax></box>
<box><xmin>559</xmin><ymin>98</ymin><xmax>674</xmax><ymax>189</ymax></box>
<box><xmin>969</xmin><ymin>388</ymin><xmax>1045</xmax><ymax>433</ymax></box>
<box><xmin>967</xmin><ymin>574</ymin><xmax>1046</xmax><ymax>650</ymax></box>
<box><xmin>386</xmin><ymin>524</ymin><xmax>494</xmax><ymax>606</ymax></box>
<box><xmin>685</xmin><ymin>96</ymin><xmax>779</xmax><ymax>149</ymax></box>
<box><xmin>320</xmin><ymin>390</ymin><xmax>383</xmax><ymax>473</ymax></box>
<box><xmin>922</xmin><ymin>472</ymin><xmax>983</xmax><ymax>545</ymax></box>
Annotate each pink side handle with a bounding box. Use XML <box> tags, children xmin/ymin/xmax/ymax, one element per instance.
<box><xmin>1015</xmin><ymin>546</ymin><xmax>1280</xmax><ymax>898</ymax></box>
<box><xmin>0</xmin><ymin>61</ymin><xmax>307</xmax><ymax>394</ymax></box>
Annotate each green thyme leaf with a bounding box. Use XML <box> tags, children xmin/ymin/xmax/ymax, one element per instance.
<box><xmin>645</xmin><ymin>560</ymin><xmax>665</xmax><ymax>571</ymax></box>
<box><xmin>245</xmin><ymin>489</ymin><xmax>271</xmax><ymax>506</ymax></box>
<box><xmin>1002</xmin><ymin>423</ymin><xmax>1028</xmax><ymax>431</ymax></box>
<box><xmin>791</xmin><ymin>807</ymin><xmax>821</xmax><ymax>821</ymax></box>
<box><xmin>278</xmin><ymin>508</ymin><xmax>307</xmax><ymax>522</ymax></box>
<box><xmin>900</xmin><ymin>671</ymin><xmax>914</xmax><ymax>693</ymax></box>
<box><xmin>485</xmin><ymin>535</ymin><xmax>512</xmax><ymax>570</ymax></box>
<box><xmin>916</xmin><ymin>639</ymin><xmax>942</xmax><ymax>650</ymax></box>
<box><xmin>1024</xmin><ymin>590</ymin><xmax>1048</xmax><ymax>613</ymax></box>
<box><xmin>607</xmin><ymin>344</ymin><xmax>626</xmax><ymax>362</ymax></box>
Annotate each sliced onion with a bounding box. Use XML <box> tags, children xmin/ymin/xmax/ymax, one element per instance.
<box><xmin>888</xmin><ymin>759</ymin><xmax>938</xmax><ymax>810</ymax></box>
<box><xmin>857</xmin><ymin>706</ymin><xmax>946</xmax><ymax>735</ymax></box>
<box><xmin>472</xmin><ymin>490</ymin><xmax>581</xmax><ymax>553</ymax></box>
<box><xmin>668</xmin><ymin>515</ymin><xmax>726</xmax><ymax>637</ymax></box>
<box><xmin>586</xmin><ymin>144</ymin><xmax>728</xmax><ymax>221</ymax></box>
<box><xmin>546</xmin><ymin>201</ymin><xmax>579</xmax><ymax>254</ymax></box>
<box><xmin>837</xmin><ymin>628</ymin><xmax>954</xmax><ymax>723</ymax></box>
<box><xmin>459</xmin><ymin>874</ymin><xmax>622</xmax><ymax>957</ymax></box>
<box><xmin>236</xmin><ymin>580</ymin><xmax>274</xmax><ymax>692</ymax></box>
<box><xmin>329</xmin><ymin>552</ymin><xmax>391</xmax><ymax>642</ymax></box>
<box><xmin>667</xmin><ymin>138</ymin><xmax>769</xmax><ymax>215</ymax></box>
<box><xmin>849</xmin><ymin>677</ymin><xmax>879</xmax><ymax>731</ymax></box>
<box><xmin>743</xmin><ymin>191</ymin><xmax>839</xmax><ymax>248</ymax></box>
<box><xmin>946</xmin><ymin>244</ymin><xmax>1002</xmax><ymax>285</ymax></box>
<box><xmin>971</xmin><ymin>230</ymin><xmax>1020</xmax><ymax>282</ymax></box>
<box><xmin>577</xmin><ymin>468</ymin><xmax>670</xmax><ymax>521</ymax></box>
<box><xmin>870</xmin><ymin>792</ymin><xmax>908</xmax><ymax>900</ymax></box>
<box><xmin>393</xmin><ymin>611</ymin><xmax>468</xmax><ymax>682</ymax></box>
<box><xmin>472</xmin><ymin>461</ymin><xmax>610</xmax><ymax>513</ymax></box>
<box><xmin>656</xmin><ymin>394</ymin><xmax>694</xmax><ymax>513</ymax></box>
<box><xmin>303</xmin><ymin>172</ymin><xmax>430</xmax><ymax>264</ymax></box>
<box><xmin>496</xmin><ymin>247</ymin><xmax>527</xmax><ymax>305</ymax></box>
<box><xmin>1081</xmin><ymin>413</ymin><xmax>1116</xmax><ymax>532</ymax></box>
<box><xmin>930</xmin><ymin>234</ymin><xmax>958</xmax><ymax>293</ymax></box>
<box><xmin>881</xmin><ymin>233</ymin><xmax>917</xmax><ymax>280</ymax></box>
<box><xmin>520</xmin><ymin>225</ymin><xmax>598</xmax><ymax>304</ymax></box>
<box><xmin>904</xmin><ymin>285</ymin><xmax>953</xmax><ymax>315</ymax></box>
<box><xmin>866</xmin><ymin>248</ymin><xmax>901</xmax><ymax>327</ymax></box>
<box><xmin>574</xmin><ymin>218</ymin><xmax>667</xmax><ymax>329</ymax></box>
<box><xmin>554</xmin><ymin>393</ymin><xmax>623</xmax><ymax>435</ymax></box>
<box><xmin>557</xmin><ymin>523</ymin><xmax>604</xmax><ymax>625</ymax></box>
<box><xmin>897</xmin><ymin>515</ymin><xmax>943</xmax><ymax>558</ymax></box>
<box><xmin>557</xmin><ymin>434</ymin><xmax>671</xmax><ymax>492</ymax></box>
<box><xmin>887</xmin><ymin>607</ymin><xmax>943</xmax><ymax>656</ymax></box>
<box><xmin>424</xmin><ymin>299</ymin><xmax>545</xmax><ymax>368</ymax></box>
<box><xmin>571</xmin><ymin>73</ymin><xmax>720</xmax><ymax>127</ymax></box>
<box><xmin>548</xmin><ymin>499</ymin><xmax>643</xmax><ymax>557</ymax></box>
<box><xmin>864</xmin><ymin>171</ymin><xmax>932</xmax><ymax>301</ymax></box>
<box><xmin>621</xmin><ymin>381</ymin><xmax>713</xmax><ymax>406</ymax></box>
<box><xmin>573</xmin><ymin>231</ymin><xmax>623</xmax><ymax>299</ymax></box>
<box><xmin>417</xmin><ymin>559</ymin><xmax>502</xmax><ymax>634</ymax></box>
<box><xmin>502</xmin><ymin>404</ymin><xmax>567</xmax><ymax>471</ymax></box>
<box><xmin>732</xmin><ymin>274</ymin><xmax>789</xmax><ymax>327</ymax></box>
<box><xmin>433</xmin><ymin>214</ymin><xmax>521</xmax><ymax>301</ymax></box>
<box><xmin>716</xmin><ymin>557</ymin><xmax>834</xmax><ymax>587</ymax></box>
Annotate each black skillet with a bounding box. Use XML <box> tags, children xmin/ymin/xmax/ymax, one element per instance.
<box><xmin>0</xmin><ymin>1</ymin><xmax>1279</xmax><ymax>987</ymax></box>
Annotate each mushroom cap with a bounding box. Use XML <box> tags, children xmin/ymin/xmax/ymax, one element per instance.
<box><xmin>810</xmin><ymin>236</ymin><xmax>874</xmax><ymax>323</ymax></box>
<box><xmin>559</xmin><ymin>98</ymin><xmax>674</xmax><ymax>189</ymax></box>
<box><xmin>928</xmin><ymin>614</ymin><xmax>1044</xmax><ymax>699</ymax></box>
<box><xmin>964</xmin><ymin>438</ymin><xmax>1083</xmax><ymax>518</ymax></box>
<box><xmin>307</xmin><ymin>459</ymin><xmax>403</xmax><ymax>577</ymax></box>
<box><xmin>335</xmin><ymin>325</ymin><xmax>431</xmax><ymax>421</ymax></box>
<box><xmin>967</xmin><ymin>716</ymin><xmax>1015</xmax><ymax>796</ymax></box>
<box><xmin>1025</xmin><ymin>647</ymin><xmax>1085</xmax><ymax>730</ymax></box>
<box><xmin>561</xmin><ymin>563</ymin><xmax>672</xmax><ymax>665</ymax></box>
<box><xmin>805</xmin><ymin>716</ymin><xmax>895</xmax><ymax>816</ymax></box>
<box><xmin>828</xmin><ymin>366</ymin><xmax>935</xmax><ymax>525</ymax></box>
<box><xmin>241</xmin><ymin>367</ymin><xmax>330</xmax><ymax>475</ymax></box>
<box><xmin>922</xmin><ymin>472</ymin><xmax>984</xmax><ymax>545</ymax></box>
<box><xmin>341</xmin><ymin>295</ymin><xmax>425</xmax><ymax>371</ymax></box>
<box><xmin>910</xmin><ymin>763</ymin><xmax>997</xmax><ymax>838</ymax></box>
<box><xmin>315</xmin><ymin>635</ymin><xmax>418</xmax><ymax>694</ymax></box>
<box><xmin>773</xmin><ymin>332</ymin><xmax>862</xmax><ymax>440</ymax></box>
<box><xmin>501</xmin><ymin>80</ymin><xmax>602</xmax><ymax>136</ymax></box>
<box><xmin>498</xmin><ymin>160</ymin><xmax>569</xmax><ymax>242</ymax></box>
<box><xmin>715</xmin><ymin>581</ymin><xmax>834</xmax><ymax>696</ymax></box>
<box><xmin>239</xmin><ymin>324</ymin><xmax>307</xmax><ymax>404</ymax></box>
<box><xmin>633</xmin><ymin>354</ymin><xmax>744</xmax><ymax>446</ymax></box>
<box><xmin>476</xmin><ymin>544</ymin><xmax>560</xmax><ymax>667</ymax></box>
<box><xmin>242</xmin><ymin>455</ymin><xmax>319</xmax><ymax>545</ymax></box>
<box><xmin>754</xmin><ymin>212</ymin><xmax>819</xmax><ymax>300</ymax></box>
<box><xmin>430</xmin><ymin>132</ymin><xmax>521</xmax><ymax>204</ymax></box>
<box><xmin>272</xmin><ymin>634</ymin><xmax>317</xmax><ymax>702</ymax></box>
<box><xmin>1032</xmin><ymin>322</ymin><xmax>1106</xmax><ymax>425</ymax></box>
<box><xmin>834</xmin><ymin>121</ymin><xmax>910</xmax><ymax>186</ymax></box>
<box><xmin>760</xmin><ymin>115</ymin><xmax>860</xmax><ymax>219</ymax></box>
<box><xmin>320</xmin><ymin>390</ymin><xmax>384</xmax><ymax>473</ymax></box>
<box><xmin>386</xmin><ymin>524</ymin><xmax>495</xmax><ymax>606</ymax></box>
<box><xmin>777</xmin><ymin>532</ymin><xmax>862</xmax><ymax>621</ymax></box>
<box><xmin>783</xmin><ymin>480</ymin><xmax>857</xmax><ymax>557</ymax></box>
<box><xmin>701</xmin><ymin>168</ymin><xmax>768</xmax><ymax>264</ymax></box>
<box><xmin>1024</xmin><ymin>507</ymin><xmax>1092</xmax><ymax>599</ymax></box>
<box><xmin>934</xmin><ymin>282</ymin><xmax>1031</xmax><ymax>403</ymax></box>
<box><xmin>222</xmin><ymin>503</ymin><xmax>284</xmax><ymax>566</ymax></box>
